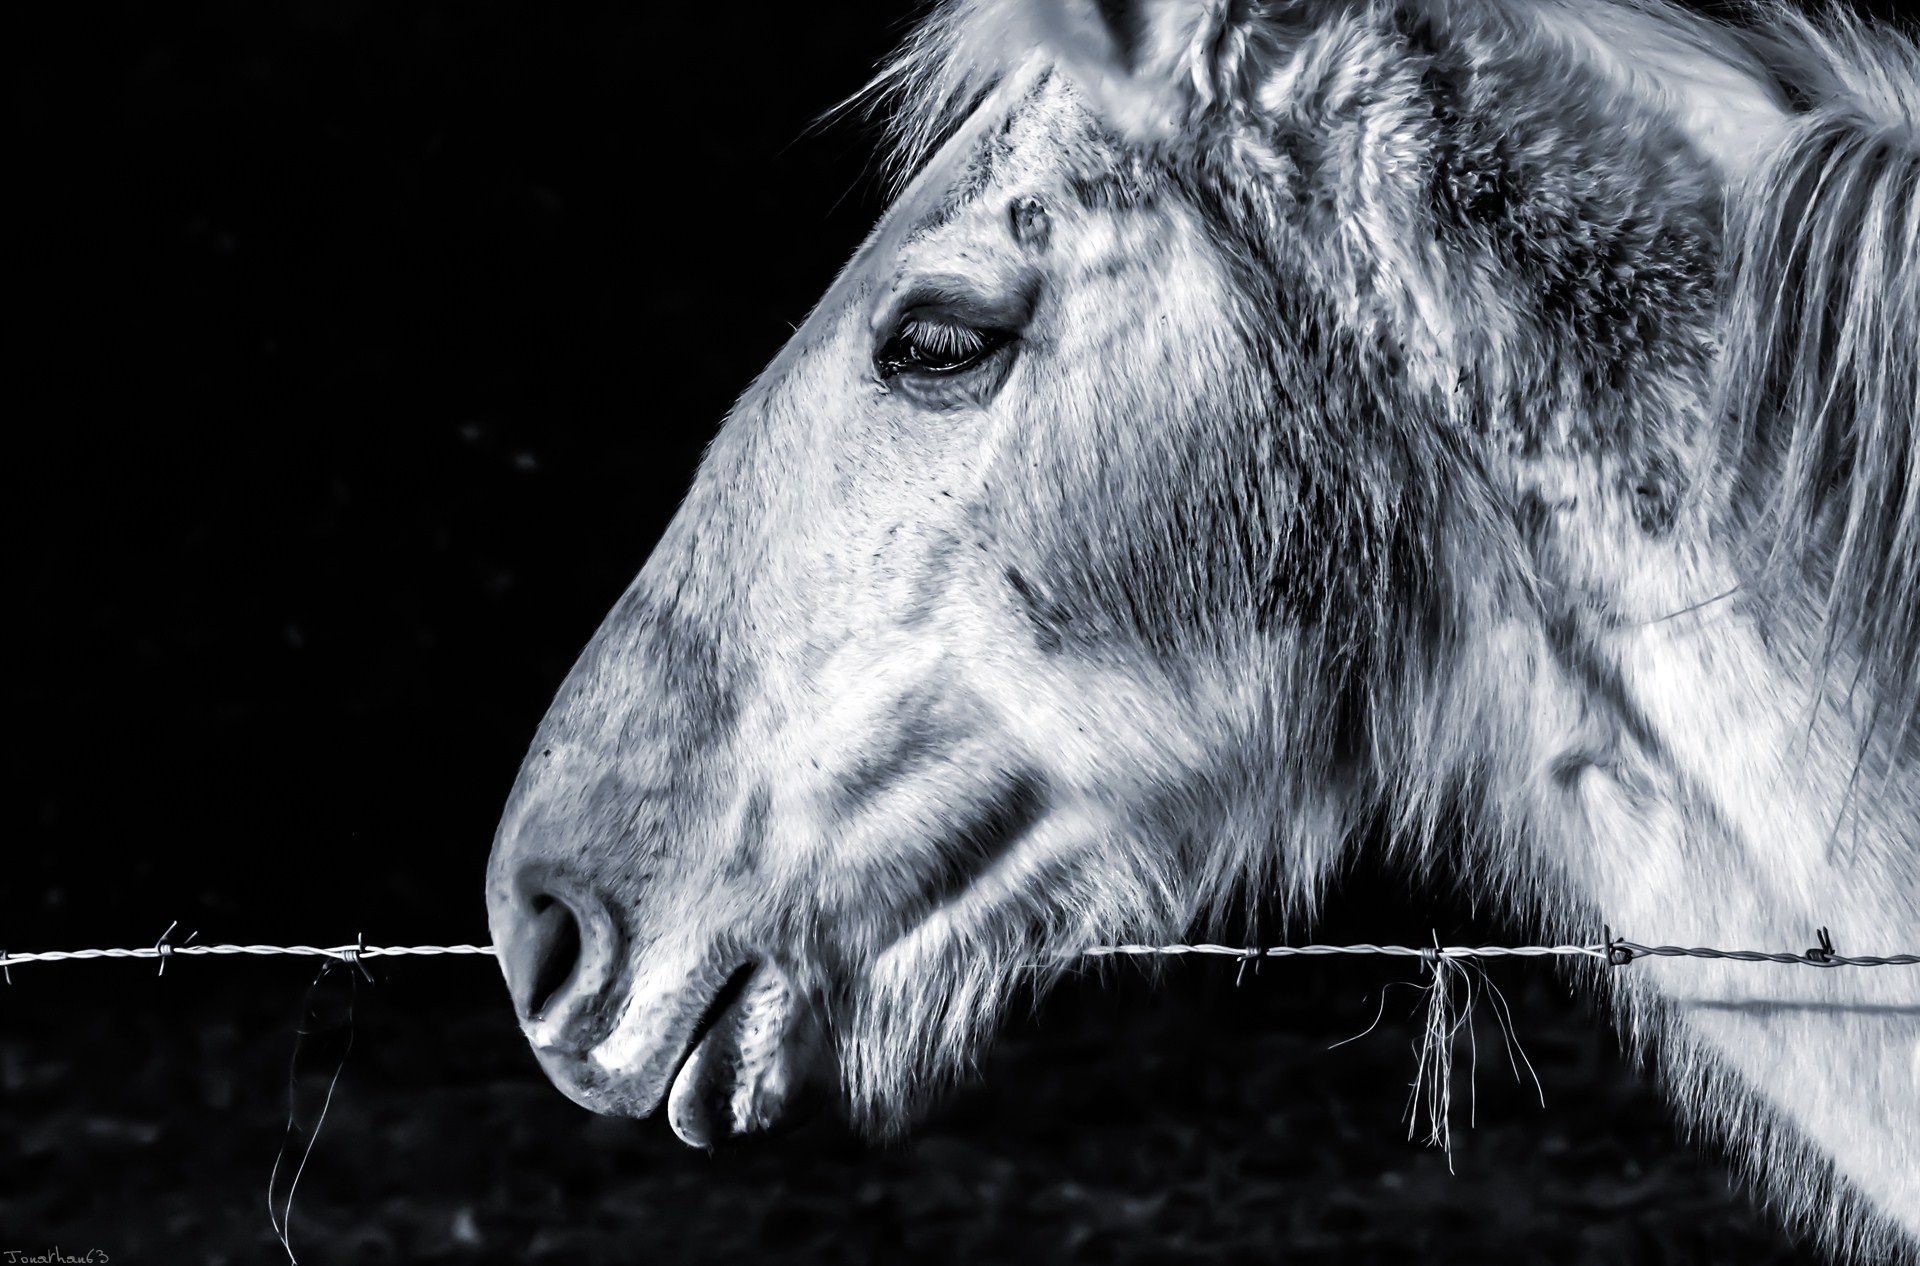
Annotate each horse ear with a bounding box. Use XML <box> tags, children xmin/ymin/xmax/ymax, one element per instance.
<box><xmin>1033</xmin><ymin>0</ymin><xmax>1249</xmax><ymax>138</ymax></box>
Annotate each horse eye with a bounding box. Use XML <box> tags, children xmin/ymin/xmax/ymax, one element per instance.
<box><xmin>874</xmin><ymin>310</ymin><xmax>1015</xmax><ymax>381</ymax></box>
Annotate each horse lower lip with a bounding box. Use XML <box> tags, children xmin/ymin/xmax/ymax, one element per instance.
<box><xmin>666</xmin><ymin>1027</ymin><xmax>736</xmax><ymax>1147</ymax></box>
<box><xmin>667</xmin><ymin>964</ymin><xmax>765</xmax><ymax>1146</ymax></box>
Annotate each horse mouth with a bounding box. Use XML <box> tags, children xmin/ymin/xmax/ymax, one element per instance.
<box><xmin>526</xmin><ymin>946</ymin><xmax>825</xmax><ymax>1143</ymax></box>
<box><xmin>662</xmin><ymin>957</ymin><xmax>828</xmax><ymax>1148</ymax></box>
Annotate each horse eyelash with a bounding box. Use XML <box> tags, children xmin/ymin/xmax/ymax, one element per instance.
<box><xmin>874</xmin><ymin>311</ymin><xmax>1015</xmax><ymax>383</ymax></box>
<box><xmin>897</xmin><ymin>317</ymin><xmax>991</xmax><ymax>360</ymax></box>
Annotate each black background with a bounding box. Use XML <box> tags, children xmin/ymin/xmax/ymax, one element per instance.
<box><xmin>16</xmin><ymin>1</ymin><xmax>900</xmax><ymax>948</ymax></box>
<box><xmin>9</xmin><ymin>3</ymin><xmax>1818</xmax><ymax>1262</ymax></box>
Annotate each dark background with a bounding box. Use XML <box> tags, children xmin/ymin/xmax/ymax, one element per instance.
<box><xmin>8</xmin><ymin>3</ymin><xmax>1816</xmax><ymax>1262</ymax></box>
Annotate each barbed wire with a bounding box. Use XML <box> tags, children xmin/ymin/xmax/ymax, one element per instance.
<box><xmin>0</xmin><ymin>938</ymin><xmax>496</xmax><ymax>983</ymax></box>
<box><xmin>1078</xmin><ymin>931</ymin><xmax>1920</xmax><ymax>969</ymax></box>
<box><xmin>2</xmin><ymin>924</ymin><xmax>1914</xmax><ymax>982</ymax></box>
<box><xmin>1079</xmin><ymin>942</ymin><xmax>1610</xmax><ymax>961</ymax></box>
<box><xmin>3</xmin><ymin>919</ymin><xmax>1909</xmax><ymax>1261</ymax></box>
<box><xmin>2</xmin><ymin>942</ymin><xmax>499</xmax><ymax>968</ymax></box>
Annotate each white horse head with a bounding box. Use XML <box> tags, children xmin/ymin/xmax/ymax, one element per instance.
<box><xmin>486</xmin><ymin>1</ymin><xmax>1920</xmax><ymax>1254</ymax></box>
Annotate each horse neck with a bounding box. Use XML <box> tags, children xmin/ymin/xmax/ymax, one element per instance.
<box><xmin>1446</xmin><ymin>467</ymin><xmax>1920</xmax><ymax>1250</ymax></box>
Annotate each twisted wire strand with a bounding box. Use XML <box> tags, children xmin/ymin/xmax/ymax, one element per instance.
<box><xmin>1078</xmin><ymin>940</ymin><xmax>1918</xmax><ymax>968</ymax></box>
<box><xmin>0</xmin><ymin>943</ymin><xmax>496</xmax><ymax>971</ymax></box>
<box><xmin>2</xmin><ymin>937</ymin><xmax>1915</xmax><ymax>978</ymax></box>
<box><xmin>1612</xmin><ymin>941</ymin><xmax>1919</xmax><ymax>968</ymax></box>
<box><xmin>1078</xmin><ymin>942</ymin><xmax>1609</xmax><ymax>961</ymax></box>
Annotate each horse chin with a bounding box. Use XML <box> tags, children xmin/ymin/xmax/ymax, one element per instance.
<box><xmin>665</xmin><ymin>959</ymin><xmax>830</xmax><ymax>1149</ymax></box>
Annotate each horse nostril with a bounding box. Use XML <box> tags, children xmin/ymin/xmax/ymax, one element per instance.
<box><xmin>519</xmin><ymin>893</ymin><xmax>584</xmax><ymax>1019</ymax></box>
<box><xmin>499</xmin><ymin>887</ymin><xmax>602</xmax><ymax>1022</ymax></box>
<box><xmin>495</xmin><ymin>869</ymin><xmax>622</xmax><ymax>1049</ymax></box>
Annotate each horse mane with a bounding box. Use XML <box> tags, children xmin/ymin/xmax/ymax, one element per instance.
<box><xmin>1714</xmin><ymin>5</ymin><xmax>1920</xmax><ymax>755</ymax></box>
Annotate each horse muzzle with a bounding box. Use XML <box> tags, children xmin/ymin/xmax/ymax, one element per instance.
<box><xmin>490</xmin><ymin>864</ymin><xmax>829</xmax><ymax>1145</ymax></box>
